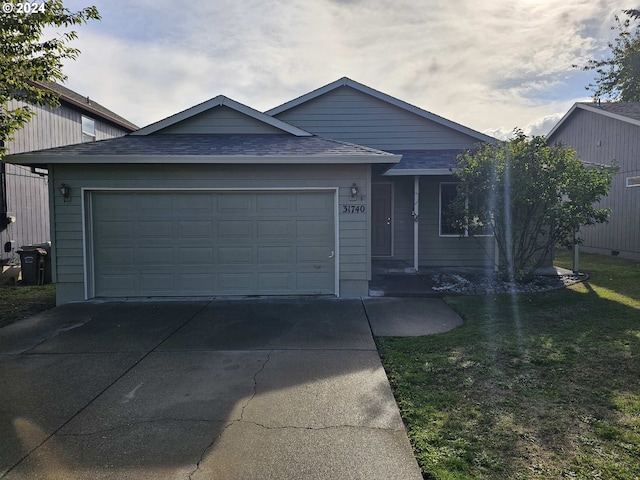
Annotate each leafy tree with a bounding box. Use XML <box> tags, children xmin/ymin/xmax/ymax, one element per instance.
<box><xmin>451</xmin><ymin>131</ymin><xmax>614</xmax><ymax>281</ymax></box>
<box><xmin>579</xmin><ymin>9</ymin><xmax>640</xmax><ymax>101</ymax></box>
<box><xmin>0</xmin><ymin>0</ymin><xmax>100</xmax><ymax>158</ymax></box>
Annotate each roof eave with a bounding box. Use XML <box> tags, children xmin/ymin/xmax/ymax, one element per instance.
<box><xmin>30</xmin><ymin>81</ymin><xmax>138</xmax><ymax>132</ymax></box>
<box><xmin>548</xmin><ymin>102</ymin><xmax>640</xmax><ymax>140</ymax></box>
<box><xmin>6</xmin><ymin>154</ymin><xmax>401</xmax><ymax>165</ymax></box>
<box><xmin>383</xmin><ymin>168</ymin><xmax>454</xmax><ymax>176</ymax></box>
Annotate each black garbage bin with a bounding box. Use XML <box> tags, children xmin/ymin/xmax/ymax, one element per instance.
<box><xmin>18</xmin><ymin>248</ymin><xmax>47</xmax><ymax>285</ymax></box>
<box><xmin>18</xmin><ymin>243</ymin><xmax>52</xmax><ymax>284</ymax></box>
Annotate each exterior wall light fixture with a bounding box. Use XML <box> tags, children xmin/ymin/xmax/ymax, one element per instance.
<box><xmin>350</xmin><ymin>183</ymin><xmax>359</xmax><ymax>200</ymax></box>
<box><xmin>59</xmin><ymin>183</ymin><xmax>71</xmax><ymax>202</ymax></box>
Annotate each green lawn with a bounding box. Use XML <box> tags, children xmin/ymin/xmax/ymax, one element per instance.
<box><xmin>377</xmin><ymin>251</ymin><xmax>640</xmax><ymax>479</ymax></box>
<box><xmin>0</xmin><ymin>283</ymin><xmax>56</xmax><ymax>329</ymax></box>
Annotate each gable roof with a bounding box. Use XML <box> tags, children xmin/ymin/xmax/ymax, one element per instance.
<box><xmin>133</xmin><ymin>95</ymin><xmax>312</xmax><ymax>137</ymax></box>
<box><xmin>547</xmin><ymin>101</ymin><xmax>640</xmax><ymax>139</ymax></box>
<box><xmin>266</xmin><ymin>77</ymin><xmax>496</xmax><ymax>144</ymax></box>
<box><xmin>8</xmin><ymin>134</ymin><xmax>400</xmax><ymax>165</ymax></box>
<box><xmin>35</xmin><ymin>81</ymin><xmax>138</xmax><ymax>132</ymax></box>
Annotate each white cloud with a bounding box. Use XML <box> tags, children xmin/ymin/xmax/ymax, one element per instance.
<box><xmin>59</xmin><ymin>0</ymin><xmax>629</xmax><ymax>133</ymax></box>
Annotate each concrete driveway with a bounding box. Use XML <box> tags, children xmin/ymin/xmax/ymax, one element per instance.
<box><xmin>0</xmin><ymin>297</ymin><xmax>462</xmax><ymax>479</ymax></box>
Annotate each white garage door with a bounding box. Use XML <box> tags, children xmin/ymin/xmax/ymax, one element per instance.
<box><xmin>89</xmin><ymin>191</ymin><xmax>336</xmax><ymax>297</ymax></box>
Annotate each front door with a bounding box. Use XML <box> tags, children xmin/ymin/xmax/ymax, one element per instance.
<box><xmin>371</xmin><ymin>183</ymin><xmax>392</xmax><ymax>256</ymax></box>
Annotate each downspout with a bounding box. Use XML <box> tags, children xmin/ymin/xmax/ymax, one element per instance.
<box><xmin>0</xmin><ymin>161</ymin><xmax>8</xmax><ymax>231</ymax></box>
<box><xmin>572</xmin><ymin>228</ymin><xmax>580</xmax><ymax>274</ymax></box>
<box><xmin>413</xmin><ymin>176</ymin><xmax>419</xmax><ymax>272</ymax></box>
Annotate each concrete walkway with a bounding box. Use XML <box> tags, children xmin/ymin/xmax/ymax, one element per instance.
<box><xmin>0</xmin><ymin>297</ymin><xmax>462</xmax><ymax>479</ymax></box>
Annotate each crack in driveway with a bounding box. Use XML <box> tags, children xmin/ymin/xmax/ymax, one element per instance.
<box><xmin>187</xmin><ymin>349</ymin><xmax>273</xmax><ymax>480</ymax></box>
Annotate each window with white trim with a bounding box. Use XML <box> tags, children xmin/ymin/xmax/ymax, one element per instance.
<box><xmin>627</xmin><ymin>176</ymin><xmax>640</xmax><ymax>187</ymax></box>
<box><xmin>439</xmin><ymin>182</ymin><xmax>492</xmax><ymax>237</ymax></box>
<box><xmin>82</xmin><ymin>115</ymin><xmax>96</xmax><ymax>142</ymax></box>
<box><xmin>440</xmin><ymin>183</ymin><xmax>464</xmax><ymax>236</ymax></box>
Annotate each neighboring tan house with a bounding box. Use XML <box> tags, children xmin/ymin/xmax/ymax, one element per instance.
<box><xmin>547</xmin><ymin>102</ymin><xmax>640</xmax><ymax>261</ymax></box>
<box><xmin>9</xmin><ymin>78</ymin><xmax>497</xmax><ymax>304</ymax></box>
<box><xmin>1</xmin><ymin>82</ymin><xmax>137</xmax><ymax>281</ymax></box>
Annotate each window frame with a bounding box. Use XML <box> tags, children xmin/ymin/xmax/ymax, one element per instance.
<box><xmin>626</xmin><ymin>176</ymin><xmax>640</xmax><ymax>187</ymax></box>
<box><xmin>439</xmin><ymin>182</ymin><xmax>493</xmax><ymax>238</ymax></box>
<box><xmin>439</xmin><ymin>182</ymin><xmax>464</xmax><ymax>237</ymax></box>
<box><xmin>81</xmin><ymin>115</ymin><xmax>96</xmax><ymax>141</ymax></box>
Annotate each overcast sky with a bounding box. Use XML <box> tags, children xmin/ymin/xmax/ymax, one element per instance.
<box><xmin>59</xmin><ymin>0</ymin><xmax>627</xmax><ymax>139</ymax></box>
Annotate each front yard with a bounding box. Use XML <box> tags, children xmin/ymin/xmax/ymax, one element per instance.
<box><xmin>0</xmin><ymin>283</ymin><xmax>56</xmax><ymax>329</ymax></box>
<box><xmin>378</xmin><ymin>251</ymin><xmax>640</xmax><ymax>479</ymax></box>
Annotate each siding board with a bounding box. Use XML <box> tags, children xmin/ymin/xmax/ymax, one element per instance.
<box><xmin>274</xmin><ymin>87</ymin><xmax>480</xmax><ymax>151</ymax></box>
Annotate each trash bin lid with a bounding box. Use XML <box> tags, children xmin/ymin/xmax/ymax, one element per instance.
<box><xmin>17</xmin><ymin>248</ymin><xmax>47</xmax><ymax>256</ymax></box>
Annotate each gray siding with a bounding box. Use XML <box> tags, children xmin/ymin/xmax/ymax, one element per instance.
<box><xmin>4</xmin><ymin>100</ymin><xmax>128</xmax><ymax>153</ymax></box>
<box><xmin>1</xmin><ymin>100</ymin><xmax>131</xmax><ymax>266</ymax></box>
<box><xmin>158</xmin><ymin>106</ymin><xmax>286</xmax><ymax>135</ymax></box>
<box><xmin>0</xmin><ymin>164</ymin><xmax>49</xmax><ymax>264</ymax></box>
<box><xmin>550</xmin><ymin>109</ymin><xmax>640</xmax><ymax>260</ymax></box>
<box><xmin>50</xmin><ymin>163</ymin><xmax>370</xmax><ymax>304</ymax></box>
<box><xmin>372</xmin><ymin>176</ymin><xmax>495</xmax><ymax>267</ymax></box>
<box><xmin>273</xmin><ymin>86</ymin><xmax>480</xmax><ymax>150</ymax></box>
<box><xmin>418</xmin><ymin>176</ymin><xmax>495</xmax><ymax>267</ymax></box>
<box><xmin>272</xmin><ymin>85</ymin><xmax>493</xmax><ymax>268</ymax></box>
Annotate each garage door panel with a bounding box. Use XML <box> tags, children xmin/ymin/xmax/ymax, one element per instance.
<box><xmin>138</xmin><ymin>221</ymin><xmax>173</xmax><ymax>239</ymax></box>
<box><xmin>218</xmin><ymin>247</ymin><xmax>253</xmax><ymax>265</ymax></box>
<box><xmin>258</xmin><ymin>194</ymin><xmax>292</xmax><ymax>212</ymax></box>
<box><xmin>297</xmin><ymin>272</ymin><xmax>333</xmax><ymax>290</ymax></box>
<box><xmin>175</xmin><ymin>274</ymin><xmax>215</xmax><ymax>293</ymax></box>
<box><xmin>96</xmin><ymin>221</ymin><xmax>133</xmax><ymax>239</ymax></box>
<box><xmin>297</xmin><ymin>220</ymin><xmax>332</xmax><ymax>237</ymax></box>
<box><xmin>94</xmin><ymin>193</ymin><xmax>133</xmax><ymax>214</ymax></box>
<box><xmin>92</xmin><ymin>191</ymin><xmax>335</xmax><ymax>297</ymax></box>
<box><xmin>258</xmin><ymin>246</ymin><xmax>292</xmax><ymax>264</ymax></box>
<box><xmin>176</xmin><ymin>193</ymin><xmax>213</xmax><ymax>211</ymax></box>
<box><xmin>258</xmin><ymin>273</ymin><xmax>292</xmax><ymax>292</ymax></box>
<box><xmin>257</xmin><ymin>220</ymin><xmax>292</xmax><ymax>238</ymax></box>
<box><xmin>98</xmin><ymin>247</ymin><xmax>134</xmax><ymax>265</ymax></box>
<box><xmin>139</xmin><ymin>247</ymin><xmax>174</xmax><ymax>265</ymax></box>
<box><xmin>178</xmin><ymin>221</ymin><xmax>213</xmax><ymax>238</ymax></box>
<box><xmin>96</xmin><ymin>274</ymin><xmax>136</xmax><ymax>294</ymax></box>
<box><xmin>218</xmin><ymin>273</ymin><xmax>255</xmax><ymax>292</ymax></box>
<box><xmin>139</xmin><ymin>274</ymin><xmax>174</xmax><ymax>295</ymax></box>
<box><xmin>297</xmin><ymin>246</ymin><xmax>330</xmax><ymax>263</ymax></box>
<box><xmin>218</xmin><ymin>194</ymin><xmax>252</xmax><ymax>212</ymax></box>
<box><xmin>296</xmin><ymin>193</ymin><xmax>332</xmax><ymax>212</ymax></box>
<box><xmin>217</xmin><ymin>220</ymin><xmax>253</xmax><ymax>239</ymax></box>
<box><xmin>178</xmin><ymin>248</ymin><xmax>214</xmax><ymax>264</ymax></box>
<box><xmin>138</xmin><ymin>193</ymin><xmax>172</xmax><ymax>211</ymax></box>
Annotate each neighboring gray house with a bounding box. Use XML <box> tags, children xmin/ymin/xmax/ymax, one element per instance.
<box><xmin>1</xmin><ymin>82</ymin><xmax>137</xmax><ymax>280</ymax></box>
<box><xmin>547</xmin><ymin>102</ymin><xmax>640</xmax><ymax>261</ymax></box>
<box><xmin>9</xmin><ymin>78</ymin><xmax>497</xmax><ymax>304</ymax></box>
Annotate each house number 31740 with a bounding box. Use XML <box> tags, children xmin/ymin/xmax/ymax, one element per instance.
<box><xmin>342</xmin><ymin>204</ymin><xmax>366</xmax><ymax>213</ymax></box>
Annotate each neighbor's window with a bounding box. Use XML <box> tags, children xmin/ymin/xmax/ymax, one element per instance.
<box><xmin>439</xmin><ymin>182</ymin><xmax>492</xmax><ymax>237</ymax></box>
<box><xmin>82</xmin><ymin>115</ymin><xmax>96</xmax><ymax>142</ymax></box>
<box><xmin>627</xmin><ymin>176</ymin><xmax>640</xmax><ymax>187</ymax></box>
